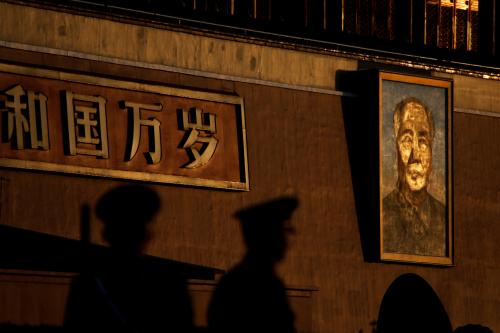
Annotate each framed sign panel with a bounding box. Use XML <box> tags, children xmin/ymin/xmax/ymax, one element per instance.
<box><xmin>0</xmin><ymin>63</ymin><xmax>249</xmax><ymax>191</ymax></box>
<box><xmin>379</xmin><ymin>72</ymin><xmax>453</xmax><ymax>265</ymax></box>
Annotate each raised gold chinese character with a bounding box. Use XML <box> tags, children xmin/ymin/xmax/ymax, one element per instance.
<box><xmin>2</xmin><ymin>84</ymin><xmax>49</xmax><ymax>150</ymax></box>
<box><xmin>121</xmin><ymin>101</ymin><xmax>162</xmax><ymax>164</ymax></box>
<box><xmin>65</xmin><ymin>91</ymin><xmax>109</xmax><ymax>158</ymax></box>
<box><xmin>180</xmin><ymin>108</ymin><xmax>218</xmax><ymax>168</ymax></box>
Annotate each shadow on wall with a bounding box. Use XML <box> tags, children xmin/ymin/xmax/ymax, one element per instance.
<box><xmin>377</xmin><ymin>273</ymin><xmax>452</xmax><ymax>333</ymax></box>
<box><xmin>64</xmin><ymin>184</ymin><xmax>194</xmax><ymax>333</ymax></box>
<box><xmin>336</xmin><ymin>69</ymin><xmax>380</xmax><ymax>262</ymax></box>
<box><xmin>0</xmin><ymin>185</ymin><xmax>221</xmax><ymax>332</ymax></box>
<box><xmin>208</xmin><ymin>196</ymin><xmax>299</xmax><ymax>333</ymax></box>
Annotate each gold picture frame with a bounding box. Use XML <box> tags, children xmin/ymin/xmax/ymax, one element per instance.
<box><xmin>379</xmin><ymin>72</ymin><xmax>453</xmax><ymax>265</ymax></box>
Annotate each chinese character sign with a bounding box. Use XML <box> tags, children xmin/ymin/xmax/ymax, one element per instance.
<box><xmin>180</xmin><ymin>108</ymin><xmax>218</xmax><ymax>169</ymax></box>
<box><xmin>65</xmin><ymin>91</ymin><xmax>109</xmax><ymax>158</ymax></box>
<box><xmin>121</xmin><ymin>101</ymin><xmax>162</xmax><ymax>164</ymax></box>
<box><xmin>0</xmin><ymin>63</ymin><xmax>248</xmax><ymax>191</ymax></box>
<box><xmin>2</xmin><ymin>84</ymin><xmax>49</xmax><ymax>150</ymax></box>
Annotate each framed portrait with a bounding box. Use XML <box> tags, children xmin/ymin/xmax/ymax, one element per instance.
<box><xmin>379</xmin><ymin>72</ymin><xmax>453</xmax><ymax>265</ymax></box>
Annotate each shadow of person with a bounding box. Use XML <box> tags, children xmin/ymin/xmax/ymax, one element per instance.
<box><xmin>377</xmin><ymin>273</ymin><xmax>452</xmax><ymax>333</ymax></box>
<box><xmin>64</xmin><ymin>184</ymin><xmax>193</xmax><ymax>333</ymax></box>
<box><xmin>207</xmin><ymin>196</ymin><xmax>299</xmax><ymax>333</ymax></box>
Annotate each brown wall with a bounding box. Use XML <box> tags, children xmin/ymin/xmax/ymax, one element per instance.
<box><xmin>1</xmin><ymin>3</ymin><xmax>500</xmax><ymax>333</ymax></box>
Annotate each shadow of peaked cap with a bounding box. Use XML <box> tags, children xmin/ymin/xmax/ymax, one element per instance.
<box><xmin>234</xmin><ymin>196</ymin><xmax>299</xmax><ymax>223</ymax></box>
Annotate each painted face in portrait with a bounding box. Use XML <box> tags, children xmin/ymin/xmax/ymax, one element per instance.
<box><xmin>395</xmin><ymin>100</ymin><xmax>433</xmax><ymax>193</ymax></box>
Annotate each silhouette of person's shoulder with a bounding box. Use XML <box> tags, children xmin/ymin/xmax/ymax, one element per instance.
<box><xmin>383</xmin><ymin>189</ymin><xmax>446</xmax><ymax>256</ymax></box>
<box><xmin>208</xmin><ymin>197</ymin><xmax>298</xmax><ymax>333</ymax></box>
<box><xmin>428</xmin><ymin>192</ymin><xmax>445</xmax><ymax>220</ymax></box>
<box><xmin>209</xmin><ymin>259</ymin><xmax>294</xmax><ymax>333</ymax></box>
<box><xmin>383</xmin><ymin>189</ymin><xmax>444</xmax><ymax>224</ymax></box>
<box><xmin>66</xmin><ymin>255</ymin><xmax>193</xmax><ymax>333</ymax></box>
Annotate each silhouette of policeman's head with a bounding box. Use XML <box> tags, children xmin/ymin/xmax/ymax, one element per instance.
<box><xmin>377</xmin><ymin>273</ymin><xmax>452</xmax><ymax>333</ymax></box>
<box><xmin>234</xmin><ymin>197</ymin><xmax>299</xmax><ymax>263</ymax></box>
<box><xmin>96</xmin><ymin>185</ymin><xmax>160</xmax><ymax>256</ymax></box>
<box><xmin>454</xmin><ymin>324</ymin><xmax>494</xmax><ymax>333</ymax></box>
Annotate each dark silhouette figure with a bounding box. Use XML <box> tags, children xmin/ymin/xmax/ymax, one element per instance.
<box><xmin>207</xmin><ymin>197</ymin><xmax>298</xmax><ymax>333</ymax></box>
<box><xmin>377</xmin><ymin>273</ymin><xmax>452</xmax><ymax>333</ymax></box>
<box><xmin>454</xmin><ymin>324</ymin><xmax>494</xmax><ymax>333</ymax></box>
<box><xmin>64</xmin><ymin>185</ymin><xmax>193</xmax><ymax>333</ymax></box>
